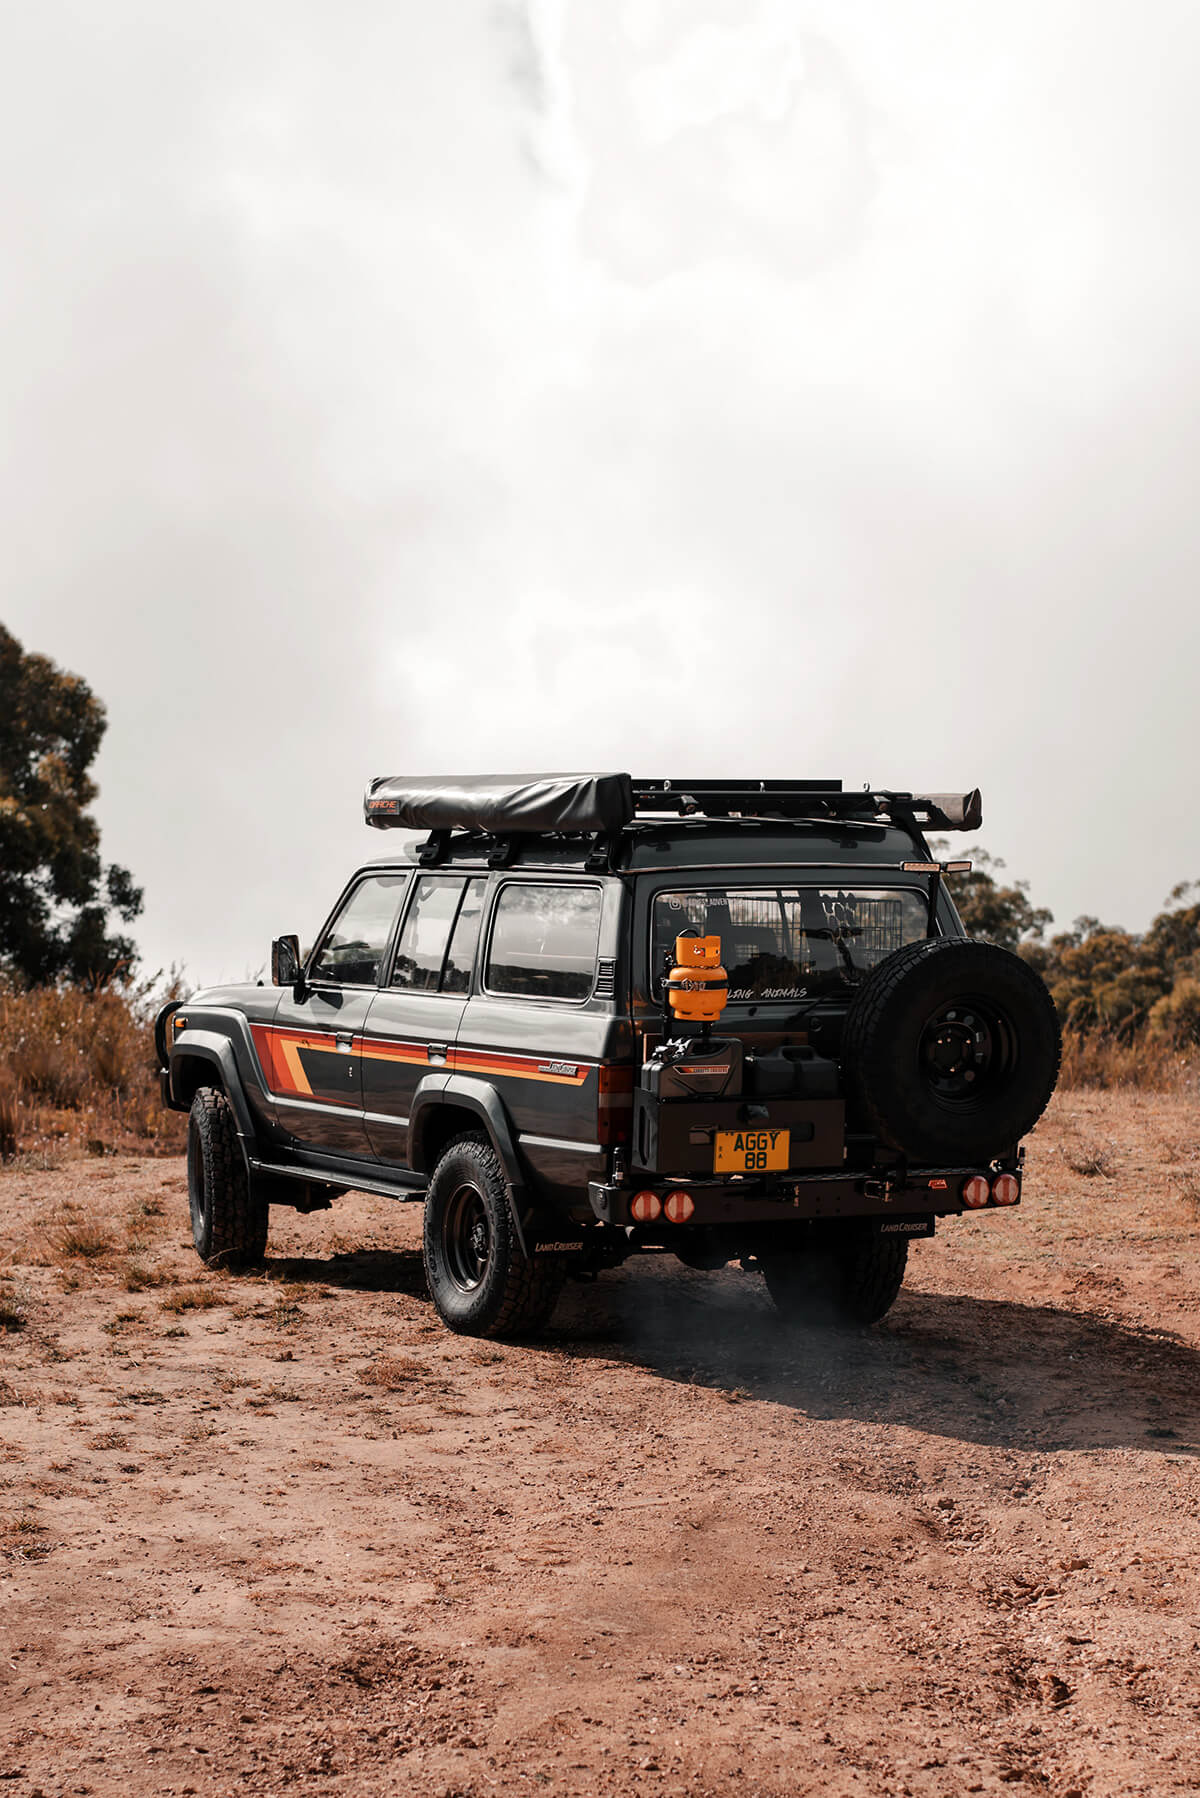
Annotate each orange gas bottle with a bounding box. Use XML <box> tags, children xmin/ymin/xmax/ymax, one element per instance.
<box><xmin>664</xmin><ymin>933</ymin><xmax>728</xmax><ymax>1028</ymax></box>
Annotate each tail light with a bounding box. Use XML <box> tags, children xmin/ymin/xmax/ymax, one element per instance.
<box><xmin>663</xmin><ymin>1189</ymin><xmax>695</xmax><ymax>1223</ymax></box>
<box><xmin>630</xmin><ymin>1190</ymin><xmax>661</xmax><ymax>1224</ymax></box>
<box><xmin>992</xmin><ymin>1172</ymin><xmax>1020</xmax><ymax>1206</ymax></box>
<box><xmin>598</xmin><ymin>1064</ymin><xmax>633</xmax><ymax>1147</ymax></box>
<box><xmin>961</xmin><ymin>1174</ymin><xmax>990</xmax><ymax>1209</ymax></box>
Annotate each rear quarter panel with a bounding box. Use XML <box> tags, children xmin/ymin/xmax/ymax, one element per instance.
<box><xmin>454</xmin><ymin>877</ymin><xmax>631</xmax><ymax>1208</ymax></box>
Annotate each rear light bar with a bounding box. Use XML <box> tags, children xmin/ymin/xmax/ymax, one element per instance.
<box><xmin>960</xmin><ymin>1171</ymin><xmax>1021</xmax><ymax>1208</ymax></box>
<box><xmin>629</xmin><ymin>1188</ymin><xmax>696</xmax><ymax>1225</ymax></box>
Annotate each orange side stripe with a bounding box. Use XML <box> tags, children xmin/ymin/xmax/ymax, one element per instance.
<box><xmin>252</xmin><ymin>1024</ymin><xmax>594</xmax><ymax>1094</ymax></box>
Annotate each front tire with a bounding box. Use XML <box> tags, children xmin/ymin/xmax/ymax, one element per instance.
<box><xmin>760</xmin><ymin>1226</ymin><xmax>908</xmax><ymax>1328</ymax></box>
<box><xmin>187</xmin><ymin>1086</ymin><xmax>268</xmax><ymax>1267</ymax></box>
<box><xmin>423</xmin><ymin>1133</ymin><xmax>564</xmax><ymax>1339</ymax></box>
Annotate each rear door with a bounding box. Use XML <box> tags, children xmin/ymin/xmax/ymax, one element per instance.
<box><xmin>361</xmin><ymin>874</ymin><xmax>488</xmax><ymax>1162</ymax></box>
<box><xmin>261</xmin><ymin>871</ymin><xmax>409</xmax><ymax>1156</ymax></box>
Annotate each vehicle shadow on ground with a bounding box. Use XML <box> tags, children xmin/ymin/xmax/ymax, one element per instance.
<box><xmin>266</xmin><ymin>1246</ymin><xmax>430</xmax><ymax>1297</ymax></box>
<box><xmin>547</xmin><ymin>1263</ymin><xmax>1200</xmax><ymax>1457</ymax></box>
<box><xmin>262</xmin><ymin>1243</ymin><xmax>1198</xmax><ymax>1457</ymax></box>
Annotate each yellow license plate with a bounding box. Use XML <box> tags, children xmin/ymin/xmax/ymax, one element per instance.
<box><xmin>713</xmin><ymin>1128</ymin><xmax>790</xmax><ymax>1174</ymax></box>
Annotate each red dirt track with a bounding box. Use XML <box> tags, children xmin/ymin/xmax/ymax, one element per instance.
<box><xmin>2</xmin><ymin>1087</ymin><xmax>1199</xmax><ymax>1796</ymax></box>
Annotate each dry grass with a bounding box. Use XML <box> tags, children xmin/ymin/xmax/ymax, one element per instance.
<box><xmin>120</xmin><ymin>1261</ymin><xmax>174</xmax><ymax>1293</ymax></box>
<box><xmin>160</xmin><ymin>1286</ymin><xmax>223</xmax><ymax>1315</ymax></box>
<box><xmin>0</xmin><ymin>1069</ymin><xmax>18</xmax><ymax>1162</ymax></box>
<box><xmin>51</xmin><ymin>1219</ymin><xmax>115</xmax><ymax>1262</ymax></box>
<box><xmin>1058</xmin><ymin>1029</ymin><xmax>1197</xmax><ymax>1091</ymax></box>
<box><xmin>360</xmin><ymin>1355</ymin><xmax>427</xmax><ymax>1390</ymax></box>
<box><xmin>0</xmin><ymin>1289</ymin><xmax>28</xmax><ymax>1331</ymax></box>
<box><xmin>1179</xmin><ymin>1173</ymin><xmax>1200</xmax><ymax>1217</ymax></box>
<box><xmin>0</xmin><ymin>974</ymin><xmax>186</xmax><ymax>1162</ymax></box>
<box><xmin>1063</xmin><ymin>1140</ymin><xmax>1119</xmax><ymax>1178</ymax></box>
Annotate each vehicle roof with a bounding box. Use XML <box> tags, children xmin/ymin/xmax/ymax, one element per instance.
<box><xmin>356</xmin><ymin>817</ymin><xmax>928</xmax><ymax>876</ymax></box>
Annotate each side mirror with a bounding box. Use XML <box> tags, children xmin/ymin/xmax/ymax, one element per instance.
<box><xmin>271</xmin><ymin>935</ymin><xmax>302</xmax><ymax>988</ymax></box>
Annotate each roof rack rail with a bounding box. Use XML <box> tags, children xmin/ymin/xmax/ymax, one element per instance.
<box><xmin>629</xmin><ymin>781</ymin><xmax>981</xmax><ymax>831</ymax></box>
<box><xmin>631</xmin><ymin>778</ymin><xmax>843</xmax><ymax>818</ymax></box>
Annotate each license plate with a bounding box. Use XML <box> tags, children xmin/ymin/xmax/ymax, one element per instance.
<box><xmin>713</xmin><ymin>1128</ymin><xmax>790</xmax><ymax>1174</ymax></box>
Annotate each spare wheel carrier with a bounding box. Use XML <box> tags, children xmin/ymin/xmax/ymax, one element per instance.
<box><xmin>840</xmin><ymin>937</ymin><xmax>1062</xmax><ymax>1165</ymax></box>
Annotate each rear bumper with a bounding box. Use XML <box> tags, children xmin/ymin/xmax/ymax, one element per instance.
<box><xmin>588</xmin><ymin>1166</ymin><xmax>1020</xmax><ymax>1228</ymax></box>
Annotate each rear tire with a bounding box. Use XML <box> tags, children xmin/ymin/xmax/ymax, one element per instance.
<box><xmin>760</xmin><ymin>1226</ymin><xmax>908</xmax><ymax>1328</ymax></box>
<box><xmin>187</xmin><ymin>1086</ymin><xmax>268</xmax><ymax>1267</ymax></box>
<box><xmin>423</xmin><ymin>1133</ymin><xmax>565</xmax><ymax>1339</ymax></box>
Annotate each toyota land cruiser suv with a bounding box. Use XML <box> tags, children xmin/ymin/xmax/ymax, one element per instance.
<box><xmin>157</xmin><ymin>774</ymin><xmax>1061</xmax><ymax>1339</ymax></box>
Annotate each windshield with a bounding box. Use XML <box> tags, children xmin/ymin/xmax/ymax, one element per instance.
<box><xmin>651</xmin><ymin>887</ymin><xmax>930</xmax><ymax>1003</ymax></box>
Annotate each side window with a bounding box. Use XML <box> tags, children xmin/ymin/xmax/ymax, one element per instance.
<box><xmin>486</xmin><ymin>883</ymin><xmax>601</xmax><ymax>1002</ymax></box>
<box><xmin>441</xmin><ymin>878</ymin><xmax>487</xmax><ymax>995</ymax></box>
<box><xmin>391</xmin><ymin>877</ymin><xmax>466</xmax><ymax>992</ymax></box>
<box><xmin>309</xmin><ymin>874</ymin><xmax>409</xmax><ymax>987</ymax></box>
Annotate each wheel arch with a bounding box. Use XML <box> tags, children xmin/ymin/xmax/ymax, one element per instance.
<box><xmin>409</xmin><ymin>1075</ymin><xmax>531</xmax><ymax>1257</ymax></box>
<box><xmin>170</xmin><ymin>1032</ymin><xmax>257</xmax><ymax>1151</ymax></box>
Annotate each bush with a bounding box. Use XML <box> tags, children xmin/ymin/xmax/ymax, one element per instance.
<box><xmin>1057</xmin><ymin>1029</ymin><xmax>1192</xmax><ymax>1091</ymax></box>
<box><xmin>0</xmin><ymin>972</ymin><xmax>185</xmax><ymax>1159</ymax></box>
<box><xmin>1147</xmin><ymin>977</ymin><xmax>1200</xmax><ymax>1047</ymax></box>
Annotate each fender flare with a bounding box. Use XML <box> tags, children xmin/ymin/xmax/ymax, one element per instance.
<box><xmin>409</xmin><ymin>1074</ymin><xmax>532</xmax><ymax>1258</ymax></box>
<box><xmin>168</xmin><ymin>1031</ymin><xmax>258</xmax><ymax>1166</ymax></box>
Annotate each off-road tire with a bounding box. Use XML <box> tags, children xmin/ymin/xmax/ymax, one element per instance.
<box><xmin>423</xmin><ymin>1133</ymin><xmax>565</xmax><ymax>1339</ymax></box>
<box><xmin>761</xmin><ymin>1227</ymin><xmax>908</xmax><ymax>1328</ymax></box>
<box><xmin>841</xmin><ymin>938</ymin><xmax>1061</xmax><ymax>1164</ymax></box>
<box><xmin>187</xmin><ymin>1086</ymin><xmax>268</xmax><ymax>1267</ymax></box>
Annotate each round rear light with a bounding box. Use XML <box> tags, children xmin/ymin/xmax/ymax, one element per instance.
<box><xmin>961</xmin><ymin>1174</ymin><xmax>990</xmax><ymax>1209</ymax></box>
<box><xmin>992</xmin><ymin>1172</ymin><xmax>1020</xmax><ymax>1206</ymax></box>
<box><xmin>630</xmin><ymin>1190</ymin><xmax>661</xmax><ymax>1224</ymax></box>
<box><xmin>663</xmin><ymin>1189</ymin><xmax>695</xmax><ymax>1224</ymax></box>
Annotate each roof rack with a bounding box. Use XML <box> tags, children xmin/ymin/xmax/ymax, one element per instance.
<box><xmin>363</xmin><ymin>775</ymin><xmax>981</xmax><ymax>870</ymax></box>
<box><xmin>630</xmin><ymin>780</ymin><xmax>981</xmax><ymax>831</ymax></box>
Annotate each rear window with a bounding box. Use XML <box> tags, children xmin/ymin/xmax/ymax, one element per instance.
<box><xmin>486</xmin><ymin>883</ymin><xmax>601</xmax><ymax>1002</ymax></box>
<box><xmin>652</xmin><ymin>887</ymin><xmax>929</xmax><ymax>1003</ymax></box>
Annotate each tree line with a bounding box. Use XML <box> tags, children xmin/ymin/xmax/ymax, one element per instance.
<box><xmin>946</xmin><ymin>853</ymin><xmax>1200</xmax><ymax>1045</ymax></box>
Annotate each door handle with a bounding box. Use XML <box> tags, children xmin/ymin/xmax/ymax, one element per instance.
<box><xmin>336</xmin><ymin>1033</ymin><xmax>354</xmax><ymax>1054</ymax></box>
<box><xmin>427</xmin><ymin>1042</ymin><xmax>449</xmax><ymax>1064</ymax></box>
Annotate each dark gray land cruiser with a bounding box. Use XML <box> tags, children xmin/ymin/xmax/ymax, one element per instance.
<box><xmin>157</xmin><ymin>775</ymin><xmax>1061</xmax><ymax>1338</ymax></box>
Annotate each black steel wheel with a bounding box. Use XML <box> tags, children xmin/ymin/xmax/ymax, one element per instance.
<box><xmin>841</xmin><ymin>938</ymin><xmax>1061</xmax><ymax>1163</ymax></box>
<box><xmin>442</xmin><ymin>1183</ymin><xmax>493</xmax><ymax>1293</ymax></box>
<box><xmin>422</xmin><ymin>1133</ymin><xmax>565</xmax><ymax>1339</ymax></box>
<box><xmin>186</xmin><ymin>1085</ymin><xmax>268</xmax><ymax>1267</ymax></box>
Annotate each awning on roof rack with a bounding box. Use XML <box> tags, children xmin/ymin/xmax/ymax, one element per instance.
<box><xmin>364</xmin><ymin>773</ymin><xmax>635</xmax><ymax>835</ymax></box>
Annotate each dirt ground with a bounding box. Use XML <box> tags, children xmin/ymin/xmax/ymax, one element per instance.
<box><xmin>2</xmin><ymin>1088</ymin><xmax>1199</xmax><ymax>1798</ymax></box>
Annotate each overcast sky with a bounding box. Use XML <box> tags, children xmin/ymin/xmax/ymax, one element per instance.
<box><xmin>4</xmin><ymin>1</ymin><xmax>1199</xmax><ymax>985</ymax></box>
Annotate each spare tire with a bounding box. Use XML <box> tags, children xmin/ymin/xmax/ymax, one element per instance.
<box><xmin>840</xmin><ymin>938</ymin><xmax>1061</xmax><ymax>1164</ymax></box>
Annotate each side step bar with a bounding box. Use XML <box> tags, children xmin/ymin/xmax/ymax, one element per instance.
<box><xmin>249</xmin><ymin>1158</ymin><xmax>427</xmax><ymax>1203</ymax></box>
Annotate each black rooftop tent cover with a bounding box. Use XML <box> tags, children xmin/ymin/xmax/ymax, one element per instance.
<box><xmin>363</xmin><ymin>774</ymin><xmax>982</xmax><ymax>836</ymax></box>
<box><xmin>364</xmin><ymin>773</ymin><xmax>636</xmax><ymax>835</ymax></box>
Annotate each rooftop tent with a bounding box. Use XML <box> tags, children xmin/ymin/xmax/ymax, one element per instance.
<box><xmin>364</xmin><ymin>773</ymin><xmax>636</xmax><ymax>835</ymax></box>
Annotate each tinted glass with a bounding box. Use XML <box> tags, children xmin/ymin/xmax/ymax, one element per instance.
<box><xmin>486</xmin><ymin>883</ymin><xmax>601</xmax><ymax>1002</ymax></box>
<box><xmin>392</xmin><ymin>877</ymin><xmax>464</xmax><ymax>991</ymax></box>
<box><xmin>442</xmin><ymin>878</ymin><xmax>487</xmax><ymax>995</ymax></box>
<box><xmin>652</xmin><ymin>887</ymin><xmax>929</xmax><ymax>1003</ymax></box>
<box><xmin>310</xmin><ymin>875</ymin><xmax>408</xmax><ymax>986</ymax></box>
